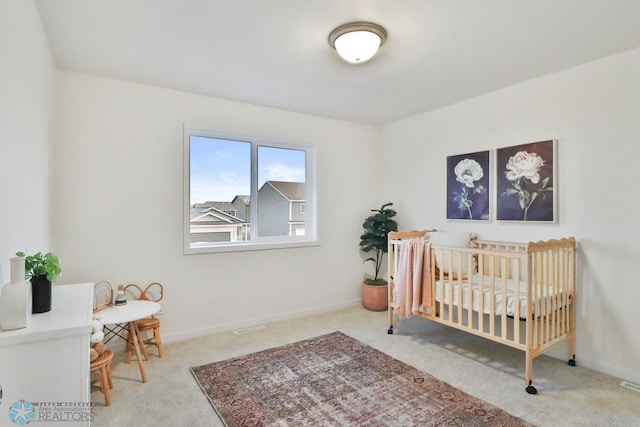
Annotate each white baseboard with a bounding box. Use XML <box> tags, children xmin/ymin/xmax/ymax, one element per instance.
<box><xmin>541</xmin><ymin>342</ymin><xmax>640</xmax><ymax>385</ymax></box>
<box><xmin>161</xmin><ymin>299</ymin><xmax>361</xmax><ymax>344</ymax></box>
<box><xmin>571</xmin><ymin>353</ymin><xmax>640</xmax><ymax>385</ymax></box>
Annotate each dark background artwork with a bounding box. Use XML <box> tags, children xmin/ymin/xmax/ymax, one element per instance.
<box><xmin>446</xmin><ymin>150</ymin><xmax>490</xmax><ymax>220</ymax></box>
<box><xmin>496</xmin><ymin>140</ymin><xmax>555</xmax><ymax>221</ymax></box>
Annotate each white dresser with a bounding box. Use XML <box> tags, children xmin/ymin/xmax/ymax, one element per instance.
<box><xmin>0</xmin><ymin>283</ymin><xmax>93</xmax><ymax>426</ymax></box>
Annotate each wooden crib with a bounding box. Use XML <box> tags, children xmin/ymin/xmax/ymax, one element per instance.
<box><xmin>387</xmin><ymin>230</ymin><xmax>576</xmax><ymax>394</ymax></box>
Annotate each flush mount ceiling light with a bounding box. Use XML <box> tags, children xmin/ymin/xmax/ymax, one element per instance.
<box><xmin>328</xmin><ymin>22</ymin><xmax>387</xmax><ymax>64</ymax></box>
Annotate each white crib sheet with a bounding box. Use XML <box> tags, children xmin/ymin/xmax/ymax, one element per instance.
<box><xmin>434</xmin><ymin>276</ymin><xmax>570</xmax><ymax>319</ymax></box>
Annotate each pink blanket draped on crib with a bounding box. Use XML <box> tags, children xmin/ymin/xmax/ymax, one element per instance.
<box><xmin>392</xmin><ymin>239</ymin><xmax>432</xmax><ymax>317</ymax></box>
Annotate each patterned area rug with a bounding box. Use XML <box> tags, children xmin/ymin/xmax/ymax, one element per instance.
<box><xmin>191</xmin><ymin>331</ymin><xmax>533</xmax><ymax>426</ymax></box>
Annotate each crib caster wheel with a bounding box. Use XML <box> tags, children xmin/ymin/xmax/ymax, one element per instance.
<box><xmin>526</xmin><ymin>381</ymin><xmax>537</xmax><ymax>395</ymax></box>
<box><xmin>568</xmin><ymin>355</ymin><xmax>576</xmax><ymax>366</ymax></box>
<box><xmin>387</xmin><ymin>326</ymin><xmax>394</xmax><ymax>335</ymax></box>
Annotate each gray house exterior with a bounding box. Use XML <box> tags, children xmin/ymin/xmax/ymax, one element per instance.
<box><xmin>257</xmin><ymin>181</ymin><xmax>305</xmax><ymax>237</ymax></box>
<box><xmin>231</xmin><ymin>195</ymin><xmax>250</xmax><ymax>221</ymax></box>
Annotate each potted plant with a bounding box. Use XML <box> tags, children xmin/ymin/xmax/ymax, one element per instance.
<box><xmin>359</xmin><ymin>202</ymin><xmax>398</xmax><ymax>310</ymax></box>
<box><xmin>16</xmin><ymin>251</ymin><xmax>62</xmax><ymax>313</ymax></box>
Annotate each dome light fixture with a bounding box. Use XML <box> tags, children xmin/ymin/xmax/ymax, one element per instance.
<box><xmin>328</xmin><ymin>22</ymin><xmax>387</xmax><ymax>64</ymax></box>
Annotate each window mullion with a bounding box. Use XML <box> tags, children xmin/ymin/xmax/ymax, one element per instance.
<box><xmin>250</xmin><ymin>141</ymin><xmax>259</xmax><ymax>242</ymax></box>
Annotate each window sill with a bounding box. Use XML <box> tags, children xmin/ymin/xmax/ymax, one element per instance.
<box><xmin>184</xmin><ymin>239</ymin><xmax>320</xmax><ymax>255</ymax></box>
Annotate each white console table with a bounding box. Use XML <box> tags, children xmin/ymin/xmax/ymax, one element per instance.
<box><xmin>0</xmin><ymin>283</ymin><xmax>93</xmax><ymax>426</ymax></box>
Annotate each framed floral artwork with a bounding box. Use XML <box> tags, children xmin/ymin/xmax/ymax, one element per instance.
<box><xmin>496</xmin><ymin>139</ymin><xmax>556</xmax><ymax>222</ymax></box>
<box><xmin>446</xmin><ymin>150</ymin><xmax>491</xmax><ymax>221</ymax></box>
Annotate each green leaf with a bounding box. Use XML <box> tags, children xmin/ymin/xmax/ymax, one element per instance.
<box><xmin>519</xmin><ymin>190</ymin><xmax>531</xmax><ymax>210</ymax></box>
<box><xmin>359</xmin><ymin>203</ymin><xmax>398</xmax><ymax>279</ymax></box>
<box><xmin>19</xmin><ymin>251</ymin><xmax>62</xmax><ymax>282</ymax></box>
<box><xmin>540</xmin><ymin>176</ymin><xmax>549</xmax><ymax>188</ymax></box>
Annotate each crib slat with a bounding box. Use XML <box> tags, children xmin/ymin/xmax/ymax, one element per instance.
<box><xmin>549</xmin><ymin>249</ymin><xmax>555</xmax><ymax>338</ymax></box>
<box><xmin>542</xmin><ymin>250</ymin><xmax>548</xmax><ymax>344</ymax></box>
<box><xmin>467</xmin><ymin>252</ymin><xmax>474</xmax><ymax>329</ymax></box>
<box><xmin>550</xmin><ymin>249</ymin><xmax>555</xmax><ymax>341</ymax></box>
<box><xmin>456</xmin><ymin>251</ymin><xmax>463</xmax><ymax>326</ymax></box>
<box><xmin>540</xmin><ymin>250</ymin><xmax>546</xmax><ymax>345</ymax></box>
<box><xmin>546</xmin><ymin>250</ymin><xmax>551</xmax><ymax>340</ymax></box>
<box><xmin>551</xmin><ymin>250</ymin><xmax>561</xmax><ymax>339</ymax></box>
<box><xmin>550</xmin><ymin>250</ymin><xmax>555</xmax><ymax>341</ymax></box>
<box><xmin>514</xmin><ymin>258</ymin><xmax>520</xmax><ymax>343</ymax></box>
<box><xmin>564</xmin><ymin>247</ymin><xmax>570</xmax><ymax>333</ymax></box>
<box><xmin>448</xmin><ymin>273</ymin><xmax>453</xmax><ymax>322</ymax></box>
<box><xmin>560</xmin><ymin>248</ymin><xmax>564</xmax><ymax>338</ymax></box>
<box><xmin>501</xmin><ymin>257</ymin><xmax>508</xmax><ymax>340</ymax></box>
<box><xmin>489</xmin><ymin>255</ymin><xmax>496</xmax><ymax>336</ymax></box>
<box><xmin>432</xmin><ymin>249</ymin><xmax>440</xmax><ymax>321</ymax></box>
<box><xmin>478</xmin><ymin>254</ymin><xmax>485</xmax><ymax>333</ymax></box>
<box><xmin>529</xmin><ymin>252</ymin><xmax>541</xmax><ymax>348</ymax></box>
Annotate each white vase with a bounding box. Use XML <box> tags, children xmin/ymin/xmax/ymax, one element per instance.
<box><xmin>10</xmin><ymin>256</ymin><xmax>25</xmax><ymax>284</ymax></box>
<box><xmin>0</xmin><ymin>256</ymin><xmax>32</xmax><ymax>330</ymax></box>
<box><xmin>0</xmin><ymin>280</ymin><xmax>32</xmax><ymax>330</ymax></box>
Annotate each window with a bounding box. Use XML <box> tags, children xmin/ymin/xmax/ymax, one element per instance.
<box><xmin>184</xmin><ymin>126</ymin><xmax>317</xmax><ymax>253</ymax></box>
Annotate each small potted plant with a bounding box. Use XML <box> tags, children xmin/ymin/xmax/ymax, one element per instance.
<box><xmin>359</xmin><ymin>202</ymin><xmax>398</xmax><ymax>311</ymax></box>
<box><xmin>16</xmin><ymin>251</ymin><xmax>62</xmax><ymax>313</ymax></box>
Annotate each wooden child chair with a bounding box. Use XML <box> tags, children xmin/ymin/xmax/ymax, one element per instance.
<box><xmin>90</xmin><ymin>348</ymin><xmax>114</xmax><ymax>406</ymax></box>
<box><xmin>124</xmin><ymin>282</ymin><xmax>164</xmax><ymax>360</ymax></box>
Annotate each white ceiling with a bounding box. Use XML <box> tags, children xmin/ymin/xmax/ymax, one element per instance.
<box><xmin>35</xmin><ymin>0</ymin><xmax>640</xmax><ymax>125</ymax></box>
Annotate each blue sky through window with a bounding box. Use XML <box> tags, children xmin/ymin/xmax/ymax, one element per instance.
<box><xmin>190</xmin><ymin>136</ymin><xmax>305</xmax><ymax>204</ymax></box>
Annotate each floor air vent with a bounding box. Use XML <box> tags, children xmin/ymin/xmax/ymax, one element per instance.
<box><xmin>233</xmin><ymin>325</ymin><xmax>266</xmax><ymax>335</ymax></box>
<box><xmin>620</xmin><ymin>381</ymin><xmax>640</xmax><ymax>392</ymax></box>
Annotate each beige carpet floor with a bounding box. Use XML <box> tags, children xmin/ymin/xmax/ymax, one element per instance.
<box><xmin>91</xmin><ymin>306</ymin><xmax>639</xmax><ymax>426</ymax></box>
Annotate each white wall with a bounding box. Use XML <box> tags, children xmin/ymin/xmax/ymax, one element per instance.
<box><xmin>0</xmin><ymin>1</ymin><xmax>55</xmax><ymax>284</ymax></box>
<box><xmin>52</xmin><ymin>71</ymin><xmax>382</xmax><ymax>340</ymax></box>
<box><xmin>381</xmin><ymin>48</ymin><xmax>640</xmax><ymax>384</ymax></box>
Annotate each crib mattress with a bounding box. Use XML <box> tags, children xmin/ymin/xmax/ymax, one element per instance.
<box><xmin>433</xmin><ymin>276</ymin><xmax>570</xmax><ymax>319</ymax></box>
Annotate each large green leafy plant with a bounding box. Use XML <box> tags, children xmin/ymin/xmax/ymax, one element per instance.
<box><xmin>16</xmin><ymin>251</ymin><xmax>62</xmax><ymax>282</ymax></box>
<box><xmin>359</xmin><ymin>202</ymin><xmax>398</xmax><ymax>285</ymax></box>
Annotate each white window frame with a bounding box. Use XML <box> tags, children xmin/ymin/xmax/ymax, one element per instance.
<box><xmin>184</xmin><ymin>124</ymin><xmax>318</xmax><ymax>254</ymax></box>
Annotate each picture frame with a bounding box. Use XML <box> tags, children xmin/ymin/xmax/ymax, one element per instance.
<box><xmin>496</xmin><ymin>139</ymin><xmax>556</xmax><ymax>222</ymax></box>
<box><xmin>446</xmin><ymin>150</ymin><xmax>491</xmax><ymax>221</ymax></box>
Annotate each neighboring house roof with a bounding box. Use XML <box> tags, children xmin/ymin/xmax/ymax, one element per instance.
<box><xmin>232</xmin><ymin>195</ymin><xmax>250</xmax><ymax>205</ymax></box>
<box><xmin>193</xmin><ymin>201</ymin><xmax>237</xmax><ymax>213</ymax></box>
<box><xmin>261</xmin><ymin>181</ymin><xmax>305</xmax><ymax>201</ymax></box>
<box><xmin>190</xmin><ymin>206</ymin><xmax>247</xmax><ymax>225</ymax></box>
